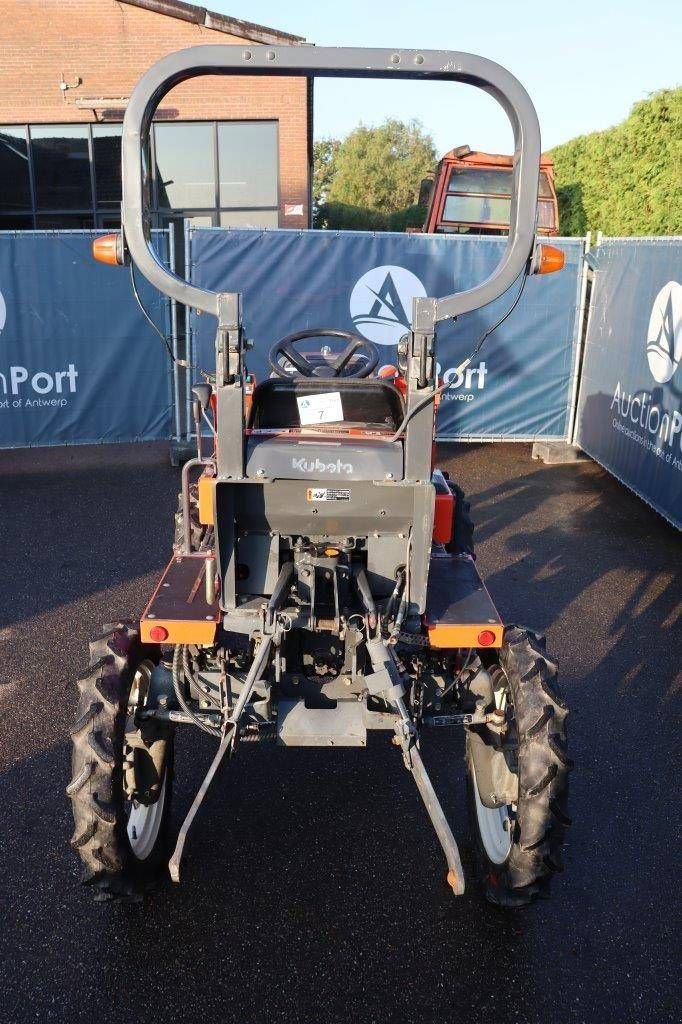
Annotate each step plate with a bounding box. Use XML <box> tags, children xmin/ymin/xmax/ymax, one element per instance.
<box><xmin>277</xmin><ymin>699</ymin><xmax>367</xmax><ymax>747</ymax></box>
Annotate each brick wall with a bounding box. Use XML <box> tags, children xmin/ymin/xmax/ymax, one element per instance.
<box><xmin>0</xmin><ymin>0</ymin><xmax>310</xmax><ymax>225</ymax></box>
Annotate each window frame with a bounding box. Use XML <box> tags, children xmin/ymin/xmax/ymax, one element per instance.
<box><xmin>0</xmin><ymin>119</ymin><xmax>281</xmax><ymax>232</ymax></box>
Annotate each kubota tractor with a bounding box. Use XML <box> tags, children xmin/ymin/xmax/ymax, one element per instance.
<box><xmin>68</xmin><ymin>44</ymin><xmax>571</xmax><ymax>908</ymax></box>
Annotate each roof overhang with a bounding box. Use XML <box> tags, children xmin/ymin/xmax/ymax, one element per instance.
<box><xmin>121</xmin><ymin>0</ymin><xmax>305</xmax><ymax>46</ymax></box>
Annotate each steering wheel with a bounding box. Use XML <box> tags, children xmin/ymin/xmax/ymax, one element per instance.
<box><xmin>268</xmin><ymin>328</ymin><xmax>379</xmax><ymax>379</ymax></box>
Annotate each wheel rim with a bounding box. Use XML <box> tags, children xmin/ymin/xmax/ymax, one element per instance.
<box><xmin>126</xmin><ymin>773</ymin><xmax>167</xmax><ymax>860</ymax></box>
<box><xmin>471</xmin><ymin>760</ymin><xmax>513</xmax><ymax>864</ymax></box>
<box><xmin>470</xmin><ymin>666</ymin><xmax>516</xmax><ymax>865</ymax></box>
<box><xmin>124</xmin><ymin>659</ymin><xmax>168</xmax><ymax>861</ymax></box>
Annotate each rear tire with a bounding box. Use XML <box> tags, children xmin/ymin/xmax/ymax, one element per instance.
<box><xmin>67</xmin><ymin>623</ymin><xmax>174</xmax><ymax>900</ymax></box>
<box><xmin>466</xmin><ymin>626</ymin><xmax>571</xmax><ymax>907</ymax></box>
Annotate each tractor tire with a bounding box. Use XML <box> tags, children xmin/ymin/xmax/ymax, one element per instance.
<box><xmin>67</xmin><ymin>623</ymin><xmax>174</xmax><ymax>900</ymax></box>
<box><xmin>172</xmin><ymin>485</ymin><xmax>205</xmax><ymax>553</ymax></box>
<box><xmin>466</xmin><ymin>626</ymin><xmax>571</xmax><ymax>908</ymax></box>
<box><xmin>446</xmin><ymin>481</ymin><xmax>475</xmax><ymax>557</ymax></box>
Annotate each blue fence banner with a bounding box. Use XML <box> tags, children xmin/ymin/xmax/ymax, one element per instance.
<box><xmin>573</xmin><ymin>238</ymin><xmax>679</xmax><ymax>528</ymax></box>
<box><xmin>188</xmin><ymin>229</ymin><xmax>584</xmax><ymax>441</ymax></box>
<box><xmin>0</xmin><ymin>230</ymin><xmax>172</xmax><ymax>449</ymax></box>
<box><xmin>574</xmin><ymin>238</ymin><xmax>682</xmax><ymax>529</ymax></box>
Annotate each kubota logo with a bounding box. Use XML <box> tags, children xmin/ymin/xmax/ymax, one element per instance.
<box><xmin>292</xmin><ymin>456</ymin><xmax>353</xmax><ymax>475</ymax></box>
<box><xmin>646</xmin><ymin>281</ymin><xmax>682</xmax><ymax>384</ymax></box>
<box><xmin>349</xmin><ymin>265</ymin><xmax>426</xmax><ymax>346</ymax></box>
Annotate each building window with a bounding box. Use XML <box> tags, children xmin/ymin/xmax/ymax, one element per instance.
<box><xmin>0</xmin><ymin>127</ymin><xmax>31</xmax><ymax>211</ymax></box>
<box><xmin>0</xmin><ymin>120</ymin><xmax>281</xmax><ymax>233</ymax></box>
<box><xmin>35</xmin><ymin>213</ymin><xmax>96</xmax><ymax>229</ymax></box>
<box><xmin>154</xmin><ymin>122</ymin><xmax>216</xmax><ymax>209</ymax></box>
<box><xmin>218</xmin><ymin>122</ymin><xmax>278</xmax><ymax>209</ymax></box>
<box><xmin>92</xmin><ymin>124</ymin><xmax>123</xmax><ymax>207</ymax></box>
<box><xmin>31</xmin><ymin>125</ymin><xmax>92</xmax><ymax>211</ymax></box>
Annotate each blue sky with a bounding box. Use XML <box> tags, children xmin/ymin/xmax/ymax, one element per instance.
<box><xmin>205</xmin><ymin>0</ymin><xmax>680</xmax><ymax>155</ymax></box>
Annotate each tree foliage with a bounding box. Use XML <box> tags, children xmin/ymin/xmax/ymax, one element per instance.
<box><xmin>550</xmin><ymin>88</ymin><xmax>682</xmax><ymax>236</ymax></box>
<box><xmin>313</xmin><ymin>119</ymin><xmax>435</xmax><ymax>231</ymax></box>
<box><xmin>312</xmin><ymin>137</ymin><xmax>340</xmax><ymax>209</ymax></box>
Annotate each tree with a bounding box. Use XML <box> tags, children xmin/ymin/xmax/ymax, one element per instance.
<box><xmin>550</xmin><ymin>88</ymin><xmax>682</xmax><ymax>236</ymax></box>
<box><xmin>326</xmin><ymin>119</ymin><xmax>436</xmax><ymax>214</ymax></box>
<box><xmin>312</xmin><ymin>137</ymin><xmax>340</xmax><ymax>210</ymax></box>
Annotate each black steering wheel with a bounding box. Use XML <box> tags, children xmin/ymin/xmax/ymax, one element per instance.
<box><xmin>268</xmin><ymin>328</ymin><xmax>379</xmax><ymax>379</ymax></box>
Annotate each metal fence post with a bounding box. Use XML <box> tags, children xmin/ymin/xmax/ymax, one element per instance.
<box><xmin>566</xmin><ymin>231</ymin><xmax>592</xmax><ymax>445</ymax></box>
<box><xmin>184</xmin><ymin>218</ymin><xmax>192</xmax><ymax>443</ymax></box>
<box><xmin>168</xmin><ymin>225</ymin><xmax>180</xmax><ymax>444</ymax></box>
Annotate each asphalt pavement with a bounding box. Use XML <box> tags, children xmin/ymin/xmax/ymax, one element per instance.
<box><xmin>0</xmin><ymin>441</ymin><xmax>679</xmax><ymax>1024</ymax></box>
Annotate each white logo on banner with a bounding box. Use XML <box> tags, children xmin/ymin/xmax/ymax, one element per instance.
<box><xmin>349</xmin><ymin>265</ymin><xmax>426</xmax><ymax>346</ymax></box>
<box><xmin>0</xmin><ymin>289</ymin><xmax>6</xmax><ymax>332</ymax></box>
<box><xmin>646</xmin><ymin>281</ymin><xmax>682</xmax><ymax>384</ymax></box>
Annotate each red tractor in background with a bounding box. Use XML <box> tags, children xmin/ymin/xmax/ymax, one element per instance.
<box><xmin>419</xmin><ymin>145</ymin><xmax>559</xmax><ymax>237</ymax></box>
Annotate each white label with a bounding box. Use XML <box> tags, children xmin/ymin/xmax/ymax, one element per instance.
<box><xmin>296</xmin><ymin>391</ymin><xmax>343</xmax><ymax>425</ymax></box>
<box><xmin>306</xmin><ymin>487</ymin><xmax>351</xmax><ymax>502</ymax></box>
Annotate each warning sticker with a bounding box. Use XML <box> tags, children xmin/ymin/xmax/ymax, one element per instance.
<box><xmin>306</xmin><ymin>487</ymin><xmax>351</xmax><ymax>502</ymax></box>
<box><xmin>297</xmin><ymin>391</ymin><xmax>343</xmax><ymax>425</ymax></box>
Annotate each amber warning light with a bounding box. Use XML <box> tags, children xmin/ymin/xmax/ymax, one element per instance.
<box><xmin>92</xmin><ymin>232</ymin><xmax>125</xmax><ymax>266</ymax></box>
<box><xmin>532</xmin><ymin>243</ymin><xmax>565</xmax><ymax>275</ymax></box>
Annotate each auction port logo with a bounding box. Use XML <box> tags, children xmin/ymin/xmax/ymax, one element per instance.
<box><xmin>0</xmin><ymin>288</ymin><xmax>79</xmax><ymax>407</ymax></box>
<box><xmin>646</xmin><ymin>281</ymin><xmax>682</xmax><ymax>384</ymax></box>
<box><xmin>350</xmin><ymin>265</ymin><xmax>426</xmax><ymax>346</ymax></box>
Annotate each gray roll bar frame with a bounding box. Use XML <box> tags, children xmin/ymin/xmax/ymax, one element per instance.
<box><xmin>121</xmin><ymin>45</ymin><xmax>541</xmax><ymax>324</ymax></box>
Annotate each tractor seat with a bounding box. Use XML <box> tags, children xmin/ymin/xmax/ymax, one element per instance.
<box><xmin>246</xmin><ymin>377</ymin><xmax>405</xmax><ymax>482</ymax></box>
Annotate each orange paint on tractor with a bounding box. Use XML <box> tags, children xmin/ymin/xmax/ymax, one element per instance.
<box><xmin>425</xmin><ymin>623</ymin><xmax>504</xmax><ymax>649</ymax></box>
<box><xmin>140</xmin><ymin>618</ymin><xmax>218</xmax><ymax>645</ymax></box>
<box><xmin>198</xmin><ymin>474</ymin><xmax>215</xmax><ymax>525</ymax></box>
<box><xmin>433</xmin><ymin>489</ymin><xmax>454</xmax><ymax>544</ymax></box>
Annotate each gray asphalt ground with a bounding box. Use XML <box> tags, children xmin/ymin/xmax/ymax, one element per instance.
<box><xmin>0</xmin><ymin>441</ymin><xmax>679</xmax><ymax>1024</ymax></box>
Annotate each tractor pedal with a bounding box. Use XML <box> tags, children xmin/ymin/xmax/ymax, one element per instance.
<box><xmin>277</xmin><ymin>699</ymin><xmax>367</xmax><ymax>747</ymax></box>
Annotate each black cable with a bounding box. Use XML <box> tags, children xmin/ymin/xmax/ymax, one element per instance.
<box><xmin>129</xmin><ymin>261</ymin><xmax>189</xmax><ymax>367</ymax></box>
<box><xmin>390</xmin><ymin>272</ymin><xmax>529</xmax><ymax>442</ymax></box>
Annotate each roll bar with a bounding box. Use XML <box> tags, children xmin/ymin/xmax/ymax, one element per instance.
<box><xmin>121</xmin><ymin>45</ymin><xmax>541</xmax><ymax>323</ymax></box>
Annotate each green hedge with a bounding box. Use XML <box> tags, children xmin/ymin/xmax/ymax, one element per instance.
<box><xmin>314</xmin><ymin>202</ymin><xmax>427</xmax><ymax>232</ymax></box>
<box><xmin>549</xmin><ymin>88</ymin><xmax>682</xmax><ymax>236</ymax></box>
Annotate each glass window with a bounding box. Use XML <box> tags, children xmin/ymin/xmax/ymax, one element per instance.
<box><xmin>218</xmin><ymin>122</ymin><xmax>278</xmax><ymax>208</ymax></box>
<box><xmin>0</xmin><ymin>213</ymin><xmax>34</xmax><ymax>230</ymax></box>
<box><xmin>0</xmin><ymin>127</ymin><xmax>31</xmax><ymax>210</ymax></box>
<box><xmin>219</xmin><ymin>209</ymin><xmax>279</xmax><ymax>228</ymax></box>
<box><xmin>539</xmin><ymin>172</ymin><xmax>554</xmax><ymax>199</ymax></box>
<box><xmin>154</xmin><ymin>123</ymin><xmax>215</xmax><ymax>208</ymax></box>
<box><xmin>537</xmin><ymin>200</ymin><xmax>556</xmax><ymax>230</ymax></box>
<box><xmin>96</xmin><ymin>211</ymin><xmax>121</xmax><ymax>229</ymax></box>
<box><xmin>93</xmin><ymin>124</ymin><xmax>122</xmax><ymax>206</ymax></box>
<box><xmin>447</xmin><ymin>167</ymin><xmax>512</xmax><ymax>196</ymax></box>
<box><xmin>443</xmin><ymin>193</ymin><xmax>511</xmax><ymax>226</ymax></box>
<box><xmin>157</xmin><ymin>212</ymin><xmax>215</xmax><ymax>230</ymax></box>
<box><xmin>31</xmin><ymin>125</ymin><xmax>92</xmax><ymax>209</ymax></box>
<box><xmin>36</xmin><ymin>213</ymin><xmax>94</xmax><ymax>229</ymax></box>
<box><xmin>447</xmin><ymin>166</ymin><xmax>554</xmax><ymax>200</ymax></box>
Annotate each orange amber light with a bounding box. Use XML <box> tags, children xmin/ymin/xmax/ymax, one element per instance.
<box><xmin>534</xmin><ymin>243</ymin><xmax>565</xmax><ymax>275</ymax></box>
<box><xmin>92</xmin><ymin>232</ymin><xmax>123</xmax><ymax>266</ymax></box>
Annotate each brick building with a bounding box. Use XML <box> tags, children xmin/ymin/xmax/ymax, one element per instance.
<box><xmin>0</xmin><ymin>0</ymin><xmax>312</xmax><ymax>233</ymax></box>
